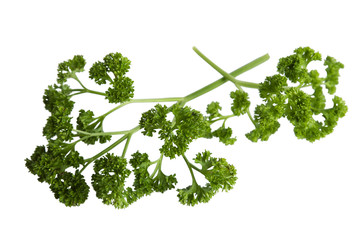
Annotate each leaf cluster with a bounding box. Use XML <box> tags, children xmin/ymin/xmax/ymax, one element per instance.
<box><xmin>177</xmin><ymin>151</ymin><xmax>237</xmax><ymax>206</ymax></box>
<box><xmin>25</xmin><ymin>141</ymin><xmax>89</xmax><ymax>206</ymax></box>
<box><xmin>25</xmin><ymin>46</ymin><xmax>347</xmax><ymax>209</ymax></box>
<box><xmin>90</xmin><ymin>150</ymin><xmax>237</xmax><ymax>208</ymax></box>
<box><xmin>89</xmin><ymin>52</ymin><xmax>134</xmax><ymax>103</ymax></box>
<box><xmin>43</xmin><ymin>83</ymin><xmax>75</xmax><ymax>141</ymax></box>
<box><xmin>139</xmin><ymin>103</ymin><xmax>211</xmax><ymax>159</ymax></box>
<box><xmin>247</xmin><ymin>47</ymin><xmax>347</xmax><ymax>142</ymax></box>
<box><xmin>204</xmin><ymin>89</ymin><xmax>250</xmax><ymax>145</ymax></box>
<box><xmin>26</xmin><ymin>54</ymin><xmax>127</xmax><ymax>207</ymax></box>
<box><xmin>90</xmin><ymin>151</ymin><xmax>178</xmax><ymax>209</ymax></box>
<box><xmin>57</xmin><ymin>55</ymin><xmax>86</xmax><ymax>84</ymax></box>
<box><xmin>76</xmin><ymin>109</ymin><xmax>111</xmax><ymax>144</ymax></box>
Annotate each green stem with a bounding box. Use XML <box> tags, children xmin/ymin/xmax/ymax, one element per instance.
<box><xmin>150</xmin><ymin>154</ymin><xmax>164</xmax><ymax>178</ymax></box>
<box><xmin>209</xmin><ymin>114</ymin><xmax>236</xmax><ymax>124</ymax></box>
<box><xmin>70</xmin><ymin>88</ymin><xmax>106</xmax><ymax>97</ymax></box>
<box><xmin>96</xmin><ymin>50</ymin><xmax>268</xmax><ymax>121</ymax></box>
<box><xmin>80</xmin><ymin>50</ymin><xmax>269</xmax><ymax>173</ymax></box>
<box><xmin>70</xmin><ymin>72</ymin><xmax>107</xmax><ymax>97</ymax></box>
<box><xmin>73</xmin><ymin>129</ymin><xmax>131</xmax><ymax>136</ymax></box>
<box><xmin>182</xmin><ymin>154</ymin><xmax>198</xmax><ymax>185</ymax></box>
<box><xmin>194</xmin><ymin>47</ymin><xmax>262</xmax><ymax>126</ymax></box>
<box><xmin>84</xmin><ymin>126</ymin><xmax>140</xmax><ymax>163</ymax></box>
<box><xmin>234</xmin><ymin>80</ymin><xmax>260</xmax><ymax>89</ymax></box>
<box><xmin>84</xmin><ymin>89</ymin><xmax>107</xmax><ymax>96</ymax></box>
<box><xmin>98</xmin><ymin>97</ymin><xmax>184</xmax><ymax>119</ymax></box>
<box><xmin>99</xmin><ymin>102</ymin><xmax>131</xmax><ymax>119</ymax></box>
<box><xmin>121</xmin><ymin>135</ymin><xmax>132</xmax><ymax>158</ymax></box>
<box><xmin>246</xmin><ymin>109</ymin><xmax>257</xmax><ymax>126</ymax></box>
<box><xmin>72</xmin><ymin>73</ymin><xmax>88</xmax><ymax>90</ymax></box>
<box><xmin>192</xmin><ymin>47</ymin><xmax>240</xmax><ymax>86</ymax></box>
<box><xmin>131</xmin><ymin>97</ymin><xmax>184</xmax><ymax>103</ymax></box>
<box><xmin>183</xmin><ymin>49</ymin><xmax>269</xmax><ymax>102</ymax></box>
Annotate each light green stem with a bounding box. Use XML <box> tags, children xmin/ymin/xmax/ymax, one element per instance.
<box><xmin>183</xmin><ymin>50</ymin><xmax>269</xmax><ymax>102</ymax></box>
<box><xmin>83</xmin><ymin>125</ymin><xmax>140</xmax><ymax>163</ymax></box>
<box><xmin>83</xmin><ymin>49</ymin><xmax>269</xmax><ymax>168</ymax></box>
<box><xmin>150</xmin><ymin>154</ymin><xmax>164</xmax><ymax>178</ymax></box>
<box><xmin>193</xmin><ymin>47</ymin><xmax>262</xmax><ymax>127</ymax></box>
<box><xmin>99</xmin><ymin>97</ymin><xmax>184</xmax><ymax>119</ymax></box>
<box><xmin>182</xmin><ymin>154</ymin><xmax>198</xmax><ymax>185</ymax></box>
<box><xmin>121</xmin><ymin>135</ymin><xmax>132</xmax><ymax>158</ymax></box>
<box><xmin>73</xmin><ymin>129</ymin><xmax>131</xmax><ymax>136</ymax></box>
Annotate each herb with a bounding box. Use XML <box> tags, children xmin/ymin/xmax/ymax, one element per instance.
<box><xmin>25</xmin><ymin>47</ymin><xmax>347</xmax><ymax>208</ymax></box>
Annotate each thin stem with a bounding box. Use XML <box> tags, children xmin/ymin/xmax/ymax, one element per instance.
<box><xmin>83</xmin><ymin>135</ymin><xmax>127</xmax><ymax>163</ymax></box>
<box><xmin>121</xmin><ymin>135</ymin><xmax>132</xmax><ymax>158</ymax></box>
<box><xmin>194</xmin><ymin>47</ymin><xmax>262</xmax><ymax>126</ymax></box>
<box><xmin>84</xmin><ymin>89</ymin><xmax>107</xmax><ymax>96</ymax></box>
<box><xmin>183</xmin><ymin>50</ymin><xmax>269</xmax><ymax>102</ymax></box>
<box><xmin>79</xmin><ymin>131</ymin><xmax>132</xmax><ymax>174</ymax></box>
<box><xmin>150</xmin><ymin>154</ymin><xmax>164</xmax><ymax>178</ymax></box>
<box><xmin>182</xmin><ymin>154</ymin><xmax>197</xmax><ymax>184</ymax></box>
<box><xmin>209</xmin><ymin>114</ymin><xmax>236</xmax><ymax>124</ymax></box>
<box><xmin>79</xmin><ymin>50</ymin><xmax>269</xmax><ymax>173</ymax></box>
<box><xmin>84</xmin><ymin>125</ymin><xmax>140</xmax><ymax>163</ymax></box>
<box><xmin>130</xmin><ymin>97</ymin><xmax>184</xmax><ymax>103</ymax></box>
<box><xmin>70</xmin><ymin>88</ymin><xmax>106</xmax><ymax>97</ymax></box>
<box><xmin>234</xmin><ymin>80</ymin><xmax>260</xmax><ymax>89</ymax></box>
<box><xmin>246</xmin><ymin>109</ymin><xmax>257</xmax><ymax>127</ymax></box>
<box><xmin>69</xmin><ymin>91</ymin><xmax>85</xmax><ymax>98</ymax></box>
<box><xmin>95</xmin><ymin>51</ymin><xmax>268</xmax><ymax>121</ymax></box>
<box><xmin>188</xmin><ymin>162</ymin><xmax>202</xmax><ymax>174</ymax></box>
<box><xmin>193</xmin><ymin>47</ymin><xmax>240</xmax><ymax>86</ymax></box>
<box><xmin>72</xmin><ymin>73</ymin><xmax>88</xmax><ymax>90</ymax></box>
<box><xmin>73</xmin><ymin>129</ymin><xmax>130</xmax><ymax>136</ymax></box>
<box><xmin>99</xmin><ymin>102</ymin><xmax>131</xmax><ymax>119</ymax></box>
<box><xmin>98</xmin><ymin>97</ymin><xmax>184</xmax><ymax>119</ymax></box>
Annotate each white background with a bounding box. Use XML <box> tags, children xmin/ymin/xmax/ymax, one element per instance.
<box><xmin>1</xmin><ymin>0</ymin><xmax>359</xmax><ymax>239</ymax></box>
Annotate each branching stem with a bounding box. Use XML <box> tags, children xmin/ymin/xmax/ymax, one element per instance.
<box><xmin>80</xmin><ymin>49</ymin><xmax>269</xmax><ymax>167</ymax></box>
<box><xmin>121</xmin><ymin>135</ymin><xmax>132</xmax><ymax>158</ymax></box>
<box><xmin>73</xmin><ymin>129</ymin><xmax>131</xmax><ymax>136</ymax></box>
<box><xmin>182</xmin><ymin>154</ymin><xmax>198</xmax><ymax>185</ymax></box>
<box><xmin>150</xmin><ymin>154</ymin><xmax>164</xmax><ymax>178</ymax></box>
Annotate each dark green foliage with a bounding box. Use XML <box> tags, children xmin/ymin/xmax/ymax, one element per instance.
<box><xmin>152</xmin><ymin>170</ymin><xmax>178</xmax><ymax>193</ymax></box>
<box><xmin>76</xmin><ymin>109</ymin><xmax>111</xmax><ymax>144</ymax></box>
<box><xmin>89</xmin><ymin>52</ymin><xmax>134</xmax><ymax>103</ymax></box>
<box><xmin>25</xmin><ymin>47</ymin><xmax>347</xmax><ymax>209</ymax></box>
<box><xmin>57</xmin><ymin>55</ymin><xmax>86</xmax><ymax>84</ymax></box>
<box><xmin>25</xmin><ymin>141</ymin><xmax>87</xmax><ymax>207</ymax></box>
<box><xmin>140</xmin><ymin>103</ymin><xmax>211</xmax><ymax>159</ymax></box>
<box><xmin>177</xmin><ymin>151</ymin><xmax>237</xmax><ymax>206</ymax></box>
<box><xmin>50</xmin><ymin>170</ymin><xmax>89</xmax><ymax>207</ymax></box>
<box><xmin>25</xmin><ymin>141</ymin><xmax>85</xmax><ymax>184</ymax></box>
<box><xmin>139</xmin><ymin>104</ymin><xmax>170</xmax><ymax>137</ymax></box>
<box><xmin>91</xmin><ymin>153</ymin><xmax>133</xmax><ymax>209</ymax></box>
<box><xmin>129</xmin><ymin>151</ymin><xmax>155</xmax><ymax>197</ymax></box>
<box><xmin>25</xmin><ymin>145</ymin><xmax>54</xmax><ymax>183</ymax></box>
<box><xmin>43</xmin><ymin>84</ymin><xmax>73</xmax><ymax>114</ymax></box>
<box><xmin>42</xmin><ymin>84</ymin><xmax>75</xmax><ymax>141</ymax></box>
<box><xmin>177</xmin><ymin>183</ymin><xmax>215</xmax><ymax>206</ymax></box>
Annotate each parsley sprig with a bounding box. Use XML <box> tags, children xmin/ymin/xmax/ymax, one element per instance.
<box><xmin>25</xmin><ymin>46</ymin><xmax>347</xmax><ymax>208</ymax></box>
